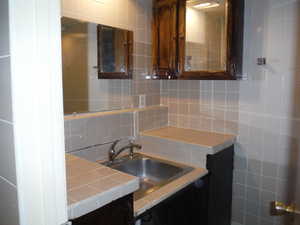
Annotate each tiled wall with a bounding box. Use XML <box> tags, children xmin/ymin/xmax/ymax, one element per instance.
<box><xmin>62</xmin><ymin>0</ymin><xmax>160</xmax><ymax>112</ymax></box>
<box><xmin>139</xmin><ymin>135</ymin><xmax>208</xmax><ymax>168</ymax></box>
<box><xmin>161</xmin><ymin>1</ymin><xmax>300</xmax><ymax>225</ymax></box>
<box><xmin>65</xmin><ymin>106</ymin><xmax>168</xmax><ymax>162</ymax></box>
<box><xmin>161</xmin><ymin>80</ymin><xmax>240</xmax><ymax>135</ymax></box>
<box><xmin>138</xmin><ymin>106</ymin><xmax>168</xmax><ymax>132</ymax></box>
<box><xmin>0</xmin><ymin>0</ymin><xmax>20</xmax><ymax>224</ymax></box>
<box><xmin>64</xmin><ymin>112</ymin><xmax>134</xmax><ymax>156</ymax></box>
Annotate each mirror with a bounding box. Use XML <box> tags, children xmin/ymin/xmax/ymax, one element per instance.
<box><xmin>98</xmin><ymin>25</ymin><xmax>133</xmax><ymax>77</ymax></box>
<box><xmin>185</xmin><ymin>0</ymin><xmax>228</xmax><ymax>72</ymax></box>
<box><xmin>152</xmin><ymin>0</ymin><xmax>244</xmax><ymax>80</ymax></box>
<box><xmin>61</xmin><ymin>17</ymin><xmax>133</xmax><ymax>114</ymax></box>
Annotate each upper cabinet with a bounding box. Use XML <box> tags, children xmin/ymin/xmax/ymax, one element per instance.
<box><xmin>152</xmin><ymin>0</ymin><xmax>179</xmax><ymax>79</ymax></box>
<box><xmin>152</xmin><ymin>0</ymin><xmax>244</xmax><ymax>80</ymax></box>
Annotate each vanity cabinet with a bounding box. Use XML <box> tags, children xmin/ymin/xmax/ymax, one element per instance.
<box><xmin>206</xmin><ymin>145</ymin><xmax>234</xmax><ymax>225</ymax></box>
<box><xmin>152</xmin><ymin>0</ymin><xmax>244</xmax><ymax>80</ymax></box>
<box><xmin>138</xmin><ymin>145</ymin><xmax>234</xmax><ymax>225</ymax></box>
<box><xmin>71</xmin><ymin>194</ymin><xmax>134</xmax><ymax>225</ymax></box>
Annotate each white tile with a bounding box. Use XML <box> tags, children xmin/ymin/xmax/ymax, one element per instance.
<box><xmin>0</xmin><ymin>0</ymin><xmax>9</xmax><ymax>56</ymax></box>
<box><xmin>0</xmin><ymin>58</ymin><xmax>12</xmax><ymax>122</ymax></box>
<box><xmin>0</xmin><ymin>178</ymin><xmax>19</xmax><ymax>225</ymax></box>
<box><xmin>0</xmin><ymin>121</ymin><xmax>16</xmax><ymax>184</ymax></box>
<box><xmin>69</xmin><ymin>118</ymin><xmax>88</xmax><ymax>151</ymax></box>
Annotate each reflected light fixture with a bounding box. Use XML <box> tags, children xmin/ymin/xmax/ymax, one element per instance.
<box><xmin>194</xmin><ymin>2</ymin><xmax>220</xmax><ymax>9</ymax></box>
<box><xmin>188</xmin><ymin>0</ymin><xmax>220</xmax><ymax>9</ymax></box>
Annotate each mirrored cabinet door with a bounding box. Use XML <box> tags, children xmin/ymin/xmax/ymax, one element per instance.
<box><xmin>152</xmin><ymin>0</ymin><xmax>244</xmax><ymax>80</ymax></box>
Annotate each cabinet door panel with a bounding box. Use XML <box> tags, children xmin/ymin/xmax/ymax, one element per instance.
<box><xmin>153</xmin><ymin>0</ymin><xmax>178</xmax><ymax>79</ymax></box>
<box><xmin>72</xmin><ymin>194</ymin><xmax>133</xmax><ymax>225</ymax></box>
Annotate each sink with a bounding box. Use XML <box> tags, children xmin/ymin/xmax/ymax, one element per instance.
<box><xmin>102</xmin><ymin>153</ymin><xmax>194</xmax><ymax>200</ymax></box>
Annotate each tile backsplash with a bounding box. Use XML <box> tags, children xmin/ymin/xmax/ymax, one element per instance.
<box><xmin>65</xmin><ymin>112</ymin><xmax>134</xmax><ymax>153</ymax></box>
<box><xmin>139</xmin><ymin>135</ymin><xmax>208</xmax><ymax>168</ymax></box>
<box><xmin>138</xmin><ymin>106</ymin><xmax>168</xmax><ymax>132</ymax></box>
<box><xmin>65</xmin><ymin>106</ymin><xmax>168</xmax><ymax>162</ymax></box>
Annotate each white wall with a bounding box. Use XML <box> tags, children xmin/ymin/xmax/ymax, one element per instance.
<box><xmin>186</xmin><ymin>7</ymin><xmax>205</xmax><ymax>44</ymax></box>
<box><xmin>9</xmin><ymin>0</ymin><xmax>68</xmax><ymax>224</ymax></box>
<box><xmin>0</xmin><ymin>0</ymin><xmax>20</xmax><ymax>224</ymax></box>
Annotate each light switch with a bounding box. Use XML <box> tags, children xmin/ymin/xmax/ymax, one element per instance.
<box><xmin>139</xmin><ymin>95</ymin><xmax>146</xmax><ymax>108</ymax></box>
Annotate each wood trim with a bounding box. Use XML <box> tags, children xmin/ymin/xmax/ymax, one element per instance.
<box><xmin>179</xmin><ymin>71</ymin><xmax>236</xmax><ymax>80</ymax></box>
<box><xmin>98</xmin><ymin>72</ymin><xmax>131</xmax><ymax>79</ymax></box>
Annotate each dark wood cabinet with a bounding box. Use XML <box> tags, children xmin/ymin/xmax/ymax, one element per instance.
<box><xmin>206</xmin><ymin>145</ymin><xmax>234</xmax><ymax>225</ymax></box>
<box><xmin>152</xmin><ymin>0</ymin><xmax>245</xmax><ymax>80</ymax></box>
<box><xmin>152</xmin><ymin>0</ymin><xmax>179</xmax><ymax>79</ymax></box>
<box><xmin>72</xmin><ymin>194</ymin><xmax>134</xmax><ymax>225</ymax></box>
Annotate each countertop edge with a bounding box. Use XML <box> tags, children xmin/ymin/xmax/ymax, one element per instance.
<box><xmin>68</xmin><ymin>177</ymin><xmax>139</xmax><ymax>220</ymax></box>
<box><xmin>134</xmin><ymin>167</ymin><xmax>208</xmax><ymax>217</ymax></box>
<box><xmin>140</xmin><ymin>132</ymin><xmax>236</xmax><ymax>154</ymax></box>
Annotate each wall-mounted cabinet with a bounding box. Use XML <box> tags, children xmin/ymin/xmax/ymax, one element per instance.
<box><xmin>152</xmin><ymin>0</ymin><xmax>244</xmax><ymax>80</ymax></box>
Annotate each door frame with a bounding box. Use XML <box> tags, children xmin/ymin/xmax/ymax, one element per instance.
<box><xmin>9</xmin><ymin>0</ymin><xmax>68</xmax><ymax>225</ymax></box>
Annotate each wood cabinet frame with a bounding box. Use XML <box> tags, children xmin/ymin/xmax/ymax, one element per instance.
<box><xmin>152</xmin><ymin>0</ymin><xmax>244</xmax><ymax>80</ymax></box>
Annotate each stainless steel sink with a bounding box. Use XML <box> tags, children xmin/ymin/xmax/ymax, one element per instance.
<box><xmin>102</xmin><ymin>153</ymin><xmax>194</xmax><ymax>200</ymax></box>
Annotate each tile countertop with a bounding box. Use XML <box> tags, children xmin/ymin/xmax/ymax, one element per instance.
<box><xmin>140</xmin><ymin>126</ymin><xmax>236</xmax><ymax>154</ymax></box>
<box><xmin>66</xmin><ymin>153</ymin><xmax>208</xmax><ymax>219</ymax></box>
<box><xmin>66</xmin><ymin>154</ymin><xmax>139</xmax><ymax>220</ymax></box>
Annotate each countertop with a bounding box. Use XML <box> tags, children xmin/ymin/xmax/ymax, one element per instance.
<box><xmin>141</xmin><ymin>126</ymin><xmax>236</xmax><ymax>154</ymax></box>
<box><xmin>66</xmin><ymin>152</ymin><xmax>208</xmax><ymax>219</ymax></box>
<box><xmin>66</xmin><ymin>154</ymin><xmax>139</xmax><ymax>219</ymax></box>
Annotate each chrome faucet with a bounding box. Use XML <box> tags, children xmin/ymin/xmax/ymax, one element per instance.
<box><xmin>108</xmin><ymin>140</ymin><xmax>142</xmax><ymax>163</ymax></box>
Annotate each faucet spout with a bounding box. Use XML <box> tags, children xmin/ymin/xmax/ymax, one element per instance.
<box><xmin>108</xmin><ymin>140</ymin><xmax>142</xmax><ymax>163</ymax></box>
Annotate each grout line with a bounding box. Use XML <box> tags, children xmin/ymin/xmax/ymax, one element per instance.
<box><xmin>0</xmin><ymin>175</ymin><xmax>17</xmax><ymax>188</ymax></box>
<box><xmin>0</xmin><ymin>54</ymin><xmax>10</xmax><ymax>59</ymax></box>
<box><xmin>0</xmin><ymin>118</ymin><xmax>13</xmax><ymax>125</ymax></box>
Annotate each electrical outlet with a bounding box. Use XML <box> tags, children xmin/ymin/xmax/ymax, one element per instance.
<box><xmin>139</xmin><ymin>95</ymin><xmax>146</xmax><ymax>108</ymax></box>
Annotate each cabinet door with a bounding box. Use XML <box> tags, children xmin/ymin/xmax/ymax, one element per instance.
<box><xmin>72</xmin><ymin>194</ymin><xmax>133</xmax><ymax>225</ymax></box>
<box><xmin>206</xmin><ymin>146</ymin><xmax>234</xmax><ymax>225</ymax></box>
<box><xmin>178</xmin><ymin>0</ymin><xmax>244</xmax><ymax>80</ymax></box>
<box><xmin>152</xmin><ymin>0</ymin><xmax>178</xmax><ymax>79</ymax></box>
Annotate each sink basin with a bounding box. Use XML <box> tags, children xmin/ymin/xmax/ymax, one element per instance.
<box><xmin>102</xmin><ymin>153</ymin><xmax>193</xmax><ymax>200</ymax></box>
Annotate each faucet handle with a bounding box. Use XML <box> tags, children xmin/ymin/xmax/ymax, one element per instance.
<box><xmin>129</xmin><ymin>140</ymin><xmax>142</xmax><ymax>150</ymax></box>
<box><xmin>110</xmin><ymin>139</ymin><xmax>120</xmax><ymax>150</ymax></box>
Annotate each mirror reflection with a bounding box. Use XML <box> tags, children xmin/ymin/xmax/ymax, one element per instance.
<box><xmin>185</xmin><ymin>0</ymin><xmax>228</xmax><ymax>72</ymax></box>
<box><xmin>61</xmin><ymin>17</ymin><xmax>133</xmax><ymax>114</ymax></box>
<box><xmin>98</xmin><ymin>26</ymin><xmax>127</xmax><ymax>73</ymax></box>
